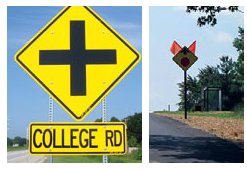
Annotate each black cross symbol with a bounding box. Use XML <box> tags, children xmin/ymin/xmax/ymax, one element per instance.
<box><xmin>180</xmin><ymin>46</ymin><xmax>189</xmax><ymax>55</ymax></box>
<box><xmin>39</xmin><ymin>21</ymin><xmax>117</xmax><ymax>96</ymax></box>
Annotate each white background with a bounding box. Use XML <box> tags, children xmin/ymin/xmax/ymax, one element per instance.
<box><xmin>0</xmin><ymin>0</ymin><xmax>246</xmax><ymax>168</ymax></box>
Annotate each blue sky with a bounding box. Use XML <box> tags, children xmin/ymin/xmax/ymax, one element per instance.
<box><xmin>7</xmin><ymin>6</ymin><xmax>142</xmax><ymax>138</ymax></box>
<box><xmin>150</xmin><ymin>6</ymin><xmax>244</xmax><ymax>112</ymax></box>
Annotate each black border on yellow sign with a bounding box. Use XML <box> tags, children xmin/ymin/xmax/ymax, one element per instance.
<box><xmin>15</xmin><ymin>6</ymin><xmax>140</xmax><ymax>120</ymax></box>
<box><xmin>29</xmin><ymin>122</ymin><xmax>127</xmax><ymax>155</ymax></box>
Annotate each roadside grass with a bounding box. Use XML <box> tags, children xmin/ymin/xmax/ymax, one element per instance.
<box><xmin>53</xmin><ymin>154</ymin><xmax>141</xmax><ymax>163</ymax></box>
<box><xmin>7</xmin><ymin>146</ymin><xmax>27</xmax><ymax>152</ymax></box>
<box><xmin>53</xmin><ymin>147</ymin><xmax>141</xmax><ymax>163</ymax></box>
<box><xmin>154</xmin><ymin>111</ymin><xmax>243</xmax><ymax>119</ymax></box>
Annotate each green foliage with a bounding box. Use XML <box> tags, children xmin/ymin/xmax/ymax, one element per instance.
<box><xmin>12</xmin><ymin>136</ymin><xmax>27</xmax><ymax>146</ymax></box>
<box><xmin>233</xmin><ymin>27</ymin><xmax>244</xmax><ymax>95</ymax></box>
<box><xmin>110</xmin><ymin>116</ymin><xmax>120</xmax><ymax>122</ymax></box>
<box><xmin>177</xmin><ymin>27</ymin><xmax>244</xmax><ymax>111</ymax></box>
<box><xmin>94</xmin><ymin>116</ymin><xmax>120</xmax><ymax>122</ymax></box>
<box><xmin>125</xmin><ymin>113</ymin><xmax>142</xmax><ymax>145</ymax></box>
<box><xmin>129</xmin><ymin>146</ymin><xmax>142</xmax><ymax>161</ymax></box>
<box><xmin>53</xmin><ymin>154</ymin><xmax>141</xmax><ymax>163</ymax></box>
<box><xmin>178</xmin><ymin>75</ymin><xmax>201</xmax><ymax>111</ymax></box>
<box><xmin>7</xmin><ymin>146</ymin><xmax>27</xmax><ymax>152</ymax></box>
<box><xmin>7</xmin><ymin>137</ymin><xmax>28</xmax><ymax>151</ymax></box>
<box><xmin>156</xmin><ymin>111</ymin><xmax>243</xmax><ymax>119</ymax></box>
<box><xmin>128</xmin><ymin>136</ymin><xmax>138</xmax><ymax>147</ymax></box>
<box><xmin>7</xmin><ymin>137</ymin><xmax>13</xmax><ymax>147</ymax></box>
<box><xmin>186</xmin><ymin>6</ymin><xmax>241</xmax><ymax>27</ymax></box>
<box><xmin>94</xmin><ymin>118</ymin><xmax>102</xmax><ymax>122</ymax></box>
<box><xmin>198</xmin><ymin>65</ymin><xmax>221</xmax><ymax>87</ymax></box>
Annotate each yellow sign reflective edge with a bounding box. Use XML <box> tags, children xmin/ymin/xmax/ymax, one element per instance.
<box><xmin>29</xmin><ymin>122</ymin><xmax>127</xmax><ymax>155</ymax></box>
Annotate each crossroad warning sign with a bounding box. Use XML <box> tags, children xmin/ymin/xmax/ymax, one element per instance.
<box><xmin>15</xmin><ymin>6</ymin><xmax>141</xmax><ymax>120</ymax></box>
<box><xmin>29</xmin><ymin>122</ymin><xmax>127</xmax><ymax>155</ymax></box>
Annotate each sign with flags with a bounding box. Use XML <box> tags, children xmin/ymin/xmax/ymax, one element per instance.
<box><xmin>170</xmin><ymin>41</ymin><xmax>197</xmax><ymax>71</ymax></box>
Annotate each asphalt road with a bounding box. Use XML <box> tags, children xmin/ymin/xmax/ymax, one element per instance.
<box><xmin>149</xmin><ymin>113</ymin><xmax>244</xmax><ymax>163</ymax></box>
<box><xmin>7</xmin><ymin>150</ymin><xmax>47</xmax><ymax>163</ymax></box>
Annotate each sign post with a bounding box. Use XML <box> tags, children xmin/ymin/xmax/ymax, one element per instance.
<box><xmin>184</xmin><ymin>71</ymin><xmax>187</xmax><ymax>119</ymax></box>
<box><xmin>48</xmin><ymin>96</ymin><xmax>53</xmax><ymax>163</ymax></box>
<box><xmin>102</xmin><ymin>97</ymin><xmax>108</xmax><ymax>163</ymax></box>
<box><xmin>170</xmin><ymin>41</ymin><xmax>198</xmax><ymax>119</ymax></box>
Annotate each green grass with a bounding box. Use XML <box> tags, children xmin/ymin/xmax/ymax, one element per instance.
<box><xmin>52</xmin><ymin>154</ymin><xmax>141</xmax><ymax>163</ymax></box>
<box><xmin>7</xmin><ymin>146</ymin><xmax>27</xmax><ymax>152</ymax></box>
<box><xmin>53</xmin><ymin>155</ymin><xmax>102</xmax><ymax>163</ymax></box>
<box><xmin>53</xmin><ymin>148</ymin><xmax>142</xmax><ymax>163</ymax></box>
<box><xmin>155</xmin><ymin>111</ymin><xmax>243</xmax><ymax>119</ymax></box>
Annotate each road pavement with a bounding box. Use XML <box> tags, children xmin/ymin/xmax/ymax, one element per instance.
<box><xmin>7</xmin><ymin>150</ymin><xmax>47</xmax><ymax>163</ymax></box>
<box><xmin>149</xmin><ymin>113</ymin><xmax>244</xmax><ymax>163</ymax></box>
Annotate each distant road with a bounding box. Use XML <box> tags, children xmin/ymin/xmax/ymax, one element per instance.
<box><xmin>149</xmin><ymin>113</ymin><xmax>244</xmax><ymax>163</ymax></box>
<box><xmin>8</xmin><ymin>150</ymin><xmax>47</xmax><ymax>163</ymax></box>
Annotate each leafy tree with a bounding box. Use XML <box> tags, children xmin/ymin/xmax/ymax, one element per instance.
<box><xmin>7</xmin><ymin>137</ymin><xmax>13</xmax><ymax>147</ymax></box>
<box><xmin>233</xmin><ymin>27</ymin><xmax>244</xmax><ymax>95</ymax></box>
<box><xmin>177</xmin><ymin>75</ymin><xmax>200</xmax><ymax>111</ymax></box>
<box><xmin>110</xmin><ymin>116</ymin><xmax>120</xmax><ymax>122</ymax></box>
<box><xmin>128</xmin><ymin>136</ymin><xmax>137</xmax><ymax>147</ymax></box>
<box><xmin>12</xmin><ymin>136</ymin><xmax>27</xmax><ymax>146</ymax></box>
<box><xmin>197</xmin><ymin>65</ymin><xmax>221</xmax><ymax>88</ymax></box>
<box><xmin>125</xmin><ymin>113</ymin><xmax>142</xmax><ymax>145</ymax></box>
<box><xmin>186</xmin><ymin>6</ymin><xmax>242</xmax><ymax>27</ymax></box>
<box><xmin>95</xmin><ymin>116</ymin><xmax>120</xmax><ymax>122</ymax></box>
<box><xmin>94</xmin><ymin>118</ymin><xmax>102</xmax><ymax>122</ymax></box>
<box><xmin>217</xmin><ymin>56</ymin><xmax>238</xmax><ymax>110</ymax></box>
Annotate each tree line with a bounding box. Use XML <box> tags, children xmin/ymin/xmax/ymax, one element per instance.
<box><xmin>177</xmin><ymin>27</ymin><xmax>244</xmax><ymax>112</ymax></box>
<box><xmin>7</xmin><ymin>137</ymin><xmax>27</xmax><ymax>147</ymax></box>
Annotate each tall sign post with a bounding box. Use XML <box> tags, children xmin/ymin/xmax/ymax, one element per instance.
<box><xmin>102</xmin><ymin>97</ymin><xmax>108</xmax><ymax>163</ymax></box>
<box><xmin>48</xmin><ymin>96</ymin><xmax>53</xmax><ymax>163</ymax></box>
<box><xmin>170</xmin><ymin>41</ymin><xmax>198</xmax><ymax>119</ymax></box>
<box><xmin>15</xmin><ymin>6</ymin><xmax>140</xmax><ymax>158</ymax></box>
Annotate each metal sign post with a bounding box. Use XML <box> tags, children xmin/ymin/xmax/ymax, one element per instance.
<box><xmin>26</xmin><ymin>127</ymin><xmax>29</xmax><ymax>162</ymax></box>
<box><xmin>184</xmin><ymin>71</ymin><xmax>187</xmax><ymax>119</ymax></box>
<box><xmin>48</xmin><ymin>96</ymin><xmax>53</xmax><ymax>163</ymax></box>
<box><xmin>102</xmin><ymin>97</ymin><xmax>108</xmax><ymax>163</ymax></box>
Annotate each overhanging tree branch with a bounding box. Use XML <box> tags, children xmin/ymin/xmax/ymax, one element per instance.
<box><xmin>186</xmin><ymin>6</ymin><xmax>243</xmax><ymax>27</ymax></box>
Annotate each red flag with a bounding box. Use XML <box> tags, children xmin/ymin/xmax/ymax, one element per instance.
<box><xmin>188</xmin><ymin>41</ymin><xmax>196</xmax><ymax>54</ymax></box>
<box><xmin>170</xmin><ymin>41</ymin><xmax>182</xmax><ymax>55</ymax></box>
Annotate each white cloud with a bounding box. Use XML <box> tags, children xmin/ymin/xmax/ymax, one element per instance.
<box><xmin>172</xmin><ymin>6</ymin><xmax>186</xmax><ymax>12</ymax></box>
<box><xmin>111</xmin><ymin>21</ymin><xmax>141</xmax><ymax>31</ymax></box>
<box><xmin>117</xmin><ymin>22</ymin><xmax>141</xmax><ymax>30</ymax></box>
<box><xmin>108</xmin><ymin>20</ymin><xmax>142</xmax><ymax>51</ymax></box>
<box><xmin>214</xmin><ymin>31</ymin><xmax>233</xmax><ymax>43</ymax></box>
<box><xmin>216</xmin><ymin>32</ymin><xmax>233</xmax><ymax>43</ymax></box>
<box><xmin>206</xmin><ymin>31</ymin><xmax>233</xmax><ymax>43</ymax></box>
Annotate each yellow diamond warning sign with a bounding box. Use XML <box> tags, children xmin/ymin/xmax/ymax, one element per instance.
<box><xmin>29</xmin><ymin>122</ymin><xmax>127</xmax><ymax>155</ymax></box>
<box><xmin>15</xmin><ymin>6</ymin><xmax>141</xmax><ymax>120</ymax></box>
